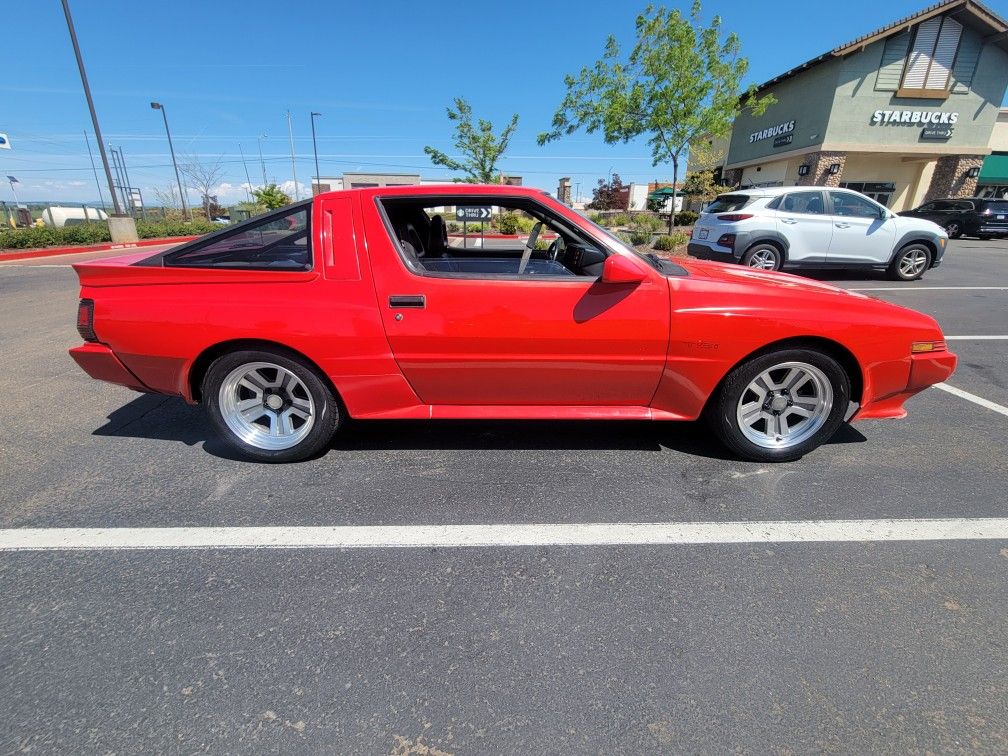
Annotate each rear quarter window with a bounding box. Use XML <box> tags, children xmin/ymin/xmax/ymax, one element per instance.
<box><xmin>704</xmin><ymin>194</ymin><xmax>751</xmax><ymax>213</ymax></box>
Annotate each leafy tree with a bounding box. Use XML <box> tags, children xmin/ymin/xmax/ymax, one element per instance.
<box><xmin>251</xmin><ymin>183</ymin><xmax>292</xmax><ymax>210</ymax></box>
<box><xmin>424</xmin><ymin>97</ymin><xmax>519</xmax><ymax>183</ymax></box>
<box><xmin>681</xmin><ymin>169</ymin><xmax>732</xmax><ymax>205</ymax></box>
<box><xmin>588</xmin><ymin>173</ymin><xmax>627</xmax><ymax>210</ymax></box>
<box><xmin>538</xmin><ymin>1</ymin><xmax>774</xmax><ymax>232</ymax></box>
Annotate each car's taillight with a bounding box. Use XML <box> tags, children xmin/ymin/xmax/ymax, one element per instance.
<box><xmin>716</xmin><ymin>213</ymin><xmax>753</xmax><ymax>222</ymax></box>
<box><xmin>717</xmin><ymin>233</ymin><xmax>737</xmax><ymax>249</ymax></box>
<box><xmin>77</xmin><ymin>299</ymin><xmax>97</xmax><ymax>342</ymax></box>
<box><xmin>911</xmin><ymin>340</ymin><xmax>946</xmax><ymax>354</ymax></box>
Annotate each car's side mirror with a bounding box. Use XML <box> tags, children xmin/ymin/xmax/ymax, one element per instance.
<box><xmin>601</xmin><ymin>255</ymin><xmax>648</xmax><ymax>284</ymax></box>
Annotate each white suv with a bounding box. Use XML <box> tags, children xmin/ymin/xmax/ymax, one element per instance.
<box><xmin>688</xmin><ymin>187</ymin><xmax>948</xmax><ymax>281</ymax></box>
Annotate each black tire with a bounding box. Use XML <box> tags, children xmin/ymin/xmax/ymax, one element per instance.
<box><xmin>943</xmin><ymin>221</ymin><xmax>961</xmax><ymax>239</ymax></box>
<box><xmin>741</xmin><ymin>242</ymin><xmax>783</xmax><ymax>271</ymax></box>
<box><xmin>203</xmin><ymin>349</ymin><xmax>340</xmax><ymax>462</ymax></box>
<box><xmin>887</xmin><ymin>243</ymin><xmax>932</xmax><ymax>281</ymax></box>
<box><xmin>706</xmin><ymin>348</ymin><xmax>850</xmax><ymax>463</ymax></box>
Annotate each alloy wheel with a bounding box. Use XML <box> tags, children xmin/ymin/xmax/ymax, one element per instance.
<box><xmin>218</xmin><ymin>361</ymin><xmax>315</xmax><ymax>450</ymax></box>
<box><xmin>898</xmin><ymin>248</ymin><xmax>929</xmax><ymax>279</ymax></box>
<box><xmin>747</xmin><ymin>247</ymin><xmax>778</xmax><ymax>270</ymax></box>
<box><xmin>735</xmin><ymin>361</ymin><xmax>833</xmax><ymax>449</ymax></box>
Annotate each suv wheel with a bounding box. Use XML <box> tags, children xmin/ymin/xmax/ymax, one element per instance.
<box><xmin>888</xmin><ymin>243</ymin><xmax>931</xmax><ymax>281</ymax></box>
<box><xmin>204</xmin><ymin>349</ymin><xmax>341</xmax><ymax>462</ymax></box>
<box><xmin>707</xmin><ymin>349</ymin><xmax>850</xmax><ymax>463</ymax></box>
<box><xmin>944</xmin><ymin>221</ymin><xmax>961</xmax><ymax>238</ymax></box>
<box><xmin>742</xmin><ymin>243</ymin><xmax>783</xmax><ymax>271</ymax></box>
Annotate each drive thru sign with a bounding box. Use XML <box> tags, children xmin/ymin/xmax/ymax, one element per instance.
<box><xmin>456</xmin><ymin>206</ymin><xmax>491</xmax><ymax>222</ymax></box>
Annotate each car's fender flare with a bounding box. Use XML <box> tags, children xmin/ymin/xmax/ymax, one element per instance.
<box><xmin>887</xmin><ymin>231</ymin><xmax>940</xmax><ymax>265</ymax></box>
<box><xmin>737</xmin><ymin>230</ymin><xmax>790</xmax><ymax>262</ymax></box>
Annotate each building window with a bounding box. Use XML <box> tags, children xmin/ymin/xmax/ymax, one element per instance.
<box><xmin>898</xmin><ymin>16</ymin><xmax>962</xmax><ymax>98</ymax></box>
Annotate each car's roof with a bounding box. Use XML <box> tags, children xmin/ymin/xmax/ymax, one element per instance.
<box><xmin>316</xmin><ymin>183</ymin><xmax>551</xmax><ymax>200</ymax></box>
<box><xmin>721</xmin><ymin>186</ymin><xmax>867</xmax><ymax>198</ymax></box>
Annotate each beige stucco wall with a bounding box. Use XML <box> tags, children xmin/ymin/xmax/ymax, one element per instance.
<box><xmin>990</xmin><ymin>110</ymin><xmax>1008</xmax><ymax>151</ymax></box>
<box><xmin>840</xmin><ymin>154</ymin><xmax>931</xmax><ymax>210</ymax></box>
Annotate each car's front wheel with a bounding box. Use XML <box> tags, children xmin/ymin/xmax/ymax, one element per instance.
<box><xmin>741</xmin><ymin>243</ymin><xmax>783</xmax><ymax>271</ymax></box>
<box><xmin>203</xmin><ymin>349</ymin><xmax>341</xmax><ymax>462</ymax></box>
<box><xmin>707</xmin><ymin>349</ymin><xmax>850</xmax><ymax>462</ymax></box>
<box><xmin>888</xmin><ymin>243</ymin><xmax>931</xmax><ymax>281</ymax></box>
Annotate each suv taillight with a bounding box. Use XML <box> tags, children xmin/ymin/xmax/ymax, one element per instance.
<box><xmin>716</xmin><ymin>213</ymin><xmax>753</xmax><ymax>222</ymax></box>
<box><xmin>76</xmin><ymin>299</ymin><xmax>97</xmax><ymax>342</ymax></box>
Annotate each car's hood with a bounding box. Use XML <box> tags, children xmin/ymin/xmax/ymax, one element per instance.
<box><xmin>673</xmin><ymin>256</ymin><xmax>866</xmax><ymax>298</ymax></box>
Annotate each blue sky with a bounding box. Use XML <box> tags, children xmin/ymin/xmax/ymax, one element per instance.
<box><xmin>1</xmin><ymin>0</ymin><xmax>1004</xmax><ymax>206</ymax></box>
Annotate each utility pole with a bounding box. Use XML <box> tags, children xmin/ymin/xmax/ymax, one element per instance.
<box><xmin>257</xmin><ymin>134</ymin><xmax>267</xmax><ymax>186</ymax></box>
<box><xmin>150</xmin><ymin>102</ymin><xmax>190</xmax><ymax>221</ymax></box>
<box><xmin>286</xmin><ymin>111</ymin><xmax>299</xmax><ymax>200</ymax></box>
<box><xmin>310</xmin><ymin>111</ymin><xmax>321</xmax><ymax>196</ymax></box>
<box><xmin>238</xmin><ymin>143</ymin><xmax>254</xmax><ymax>202</ymax></box>
<box><xmin>83</xmin><ymin>131</ymin><xmax>106</xmax><ymax>212</ymax></box>
<box><xmin>60</xmin><ymin>0</ymin><xmax>128</xmax><ymax>232</ymax></box>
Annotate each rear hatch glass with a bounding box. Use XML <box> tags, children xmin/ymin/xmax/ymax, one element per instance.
<box><xmin>704</xmin><ymin>194</ymin><xmax>751</xmax><ymax>214</ymax></box>
<box><xmin>980</xmin><ymin>201</ymin><xmax>1008</xmax><ymax>221</ymax></box>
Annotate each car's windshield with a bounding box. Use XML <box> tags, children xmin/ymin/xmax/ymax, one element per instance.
<box><xmin>981</xmin><ymin>201</ymin><xmax>1008</xmax><ymax>214</ymax></box>
<box><xmin>576</xmin><ymin>211</ymin><xmax>663</xmax><ymax>272</ymax></box>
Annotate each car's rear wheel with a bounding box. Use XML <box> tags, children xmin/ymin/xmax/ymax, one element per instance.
<box><xmin>943</xmin><ymin>221</ymin><xmax>961</xmax><ymax>238</ymax></box>
<box><xmin>203</xmin><ymin>349</ymin><xmax>340</xmax><ymax>462</ymax></box>
<box><xmin>742</xmin><ymin>243</ymin><xmax>783</xmax><ymax>271</ymax></box>
<box><xmin>707</xmin><ymin>349</ymin><xmax>850</xmax><ymax>463</ymax></box>
<box><xmin>888</xmin><ymin>243</ymin><xmax>931</xmax><ymax>281</ymax></box>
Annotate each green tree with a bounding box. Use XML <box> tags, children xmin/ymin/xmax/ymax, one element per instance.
<box><xmin>681</xmin><ymin>169</ymin><xmax>732</xmax><ymax>206</ymax></box>
<box><xmin>252</xmin><ymin>183</ymin><xmax>292</xmax><ymax>210</ymax></box>
<box><xmin>538</xmin><ymin>1</ymin><xmax>774</xmax><ymax>232</ymax></box>
<box><xmin>424</xmin><ymin>97</ymin><xmax>519</xmax><ymax>183</ymax></box>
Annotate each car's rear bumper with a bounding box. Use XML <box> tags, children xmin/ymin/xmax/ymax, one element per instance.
<box><xmin>69</xmin><ymin>343</ymin><xmax>150</xmax><ymax>393</ymax></box>
<box><xmin>854</xmin><ymin>350</ymin><xmax>957</xmax><ymax>420</ymax></box>
<box><xmin>977</xmin><ymin>225</ymin><xmax>1008</xmax><ymax>235</ymax></box>
<box><xmin>687</xmin><ymin>241</ymin><xmax>736</xmax><ymax>262</ymax></box>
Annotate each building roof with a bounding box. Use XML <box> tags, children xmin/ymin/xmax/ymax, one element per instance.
<box><xmin>752</xmin><ymin>0</ymin><xmax>1008</xmax><ymax>95</ymax></box>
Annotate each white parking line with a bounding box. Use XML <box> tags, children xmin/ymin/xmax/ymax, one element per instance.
<box><xmin>1</xmin><ymin>518</ymin><xmax>1006</xmax><ymax>551</ymax></box>
<box><xmin>945</xmin><ymin>335</ymin><xmax>1008</xmax><ymax>340</ymax></box>
<box><xmin>849</xmin><ymin>286</ymin><xmax>1008</xmax><ymax>292</ymax></box>
<box><xmin>934</xmin><ymin>383</ymin><xmax>1008</xmax><ymax>418</ymax></box>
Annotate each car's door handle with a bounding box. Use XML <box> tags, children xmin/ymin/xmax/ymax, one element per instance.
<box><xmin>388</xmin><ymin>295</ymin><xmax>425</xmax><ymax>309</ymax></box>
<box><xmin>835</xmin><ymin>222</ymin><xmax>851</xmax><ymax>229</ymax></box>
<box><xmin>780</xmin><ymin>218</ymin><xmax>798</xmax><ymax>224</ymax></box>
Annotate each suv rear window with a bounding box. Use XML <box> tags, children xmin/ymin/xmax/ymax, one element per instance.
<box><xmin>705</xmin><ymin>194</ymin><xmax>750</xmax><ymax>213</ymax></box>
<box><xmin>980</xmin><ymin>201</ymin><xmax>1008</xmax><ymax>214</ymax></box>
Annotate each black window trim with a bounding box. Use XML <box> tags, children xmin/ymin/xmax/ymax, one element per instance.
<box><xmin>136</xmin><ymin>200</ymin><xmax>314</xmax><ymax>270</ymax></box>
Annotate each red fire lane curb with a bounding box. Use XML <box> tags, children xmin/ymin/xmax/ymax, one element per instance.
<box><xmin>0</xmin><ymin>235</ymin><xmax>199</xmax><ymax>262</ymax></box>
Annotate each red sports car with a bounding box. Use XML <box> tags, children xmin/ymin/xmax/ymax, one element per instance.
<box><xmin>70</xmin><ymin>185</ymin><xmax>956</xmax><ymax>462</ymax></box>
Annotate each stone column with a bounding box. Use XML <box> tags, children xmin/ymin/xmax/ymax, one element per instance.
<box><xmin>722</xmin><ymin>168</ymin><xmax>743</xmax><ymax>187</ymax></box>
<box><xmin>795</xmin><ymin>151</ymin><xmax>847</xmax><ymax>187</ymax></box>
<box><xmin>924</xmin><ymin>155</ymin><xmax>984</xmax><ymax>202</ymax></box>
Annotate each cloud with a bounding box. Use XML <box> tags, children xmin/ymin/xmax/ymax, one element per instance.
<box><xmin>208</xmin><ymin>179</ymin><xmax>309</xmax><ymax>206</ymax></box>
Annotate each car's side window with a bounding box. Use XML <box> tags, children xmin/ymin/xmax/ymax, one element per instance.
<box><xmin>164</xmin><ymin>205</ymin><xmax>311</xmax><ymax>270</ymax></box>
<box><xmin>780</xmin><ymin>191</ymin><xmax>825</xmax><ymax>215</ymax></box>
<box><xmin>378</xmin><ymin>197</ymin><xmax>607</xmax><ymax>279</ymax></box>
<box><xmin>916</xmin><ymin>202</ymin><xmax>937</xmax><ymax>212</ymax></box>
<box><xmin>830</xmin><ymin>192</ymin><xmax>882</xmax><ymax>219</ymax></box>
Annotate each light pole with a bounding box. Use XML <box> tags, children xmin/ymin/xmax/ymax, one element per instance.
<box><xmin>238</xmin><ymin>143</ymin><xmax>254</xmax><ymax>202</ymax></box>
<box><xmin>150</xmin><ymin>102</ymin><xmax>190</xmax><ymax>221</ymax></box>
<box><xmin>310</xmin><ymin>111</ymin><xmax>321</xmax><ymax>196</ymax></box>
<box><xmin>83</xmin><ymin>131</ymin><xmax>106</xmax><ymax>212</ymax></box>
<box><xmin>60</xmin><ymin>0</ymin><xmax>126</xmax><ymax>232</ymax></box>
<box><xmin>286</xmin><ymin>111</ymin><xmax>299</xmax><ymax>200</ymax></box>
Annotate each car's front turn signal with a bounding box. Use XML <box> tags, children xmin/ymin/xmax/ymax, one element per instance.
<box><xmin>911</xmin><ymin>340</ymin><xmax>946</xmax><ymax>354</ymax></box>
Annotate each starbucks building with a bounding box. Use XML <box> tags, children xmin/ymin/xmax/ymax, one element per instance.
<box><xmin>718</xmin><ymin>0</ymin><xmax>1008</xmax><ymax>211</ymax></box>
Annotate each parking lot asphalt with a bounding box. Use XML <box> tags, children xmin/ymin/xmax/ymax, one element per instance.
<box><xmin>1</xmin><ymin>239</ymin><xmax>1006</xmax><ymax>753</ymax></box>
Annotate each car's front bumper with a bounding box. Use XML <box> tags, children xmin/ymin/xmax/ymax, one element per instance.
<box><xmin>69</xmin><ymin>343</ymin><xmax>149</xmax><ymax>393</ymax></box>
<box><xmin>853</xmin><ymin>349</ymin><xmax>957</xmax><ymax>420</ymax></box>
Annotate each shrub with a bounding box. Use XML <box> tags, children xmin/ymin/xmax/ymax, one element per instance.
<box><xmin>630</xmin><ymin>213</ymin><xmax>663</xmax><ymax>232</ymax></box>
<box><xmin>135</xmin><ymin>219</ymin><xmax>218</xmax><ymax>239</ymax></box>
<box><xmin>446</xmin><ymin>221</ymin><xmax>462</xmax><ymax>233</ymax></box>
<box><xmin>628</xmin><ymin>230</ymin><xmax>652</xmax><ymax>246</ymax></box>
<box><xmin>674</xmin><ymin>210</ymin><xmax>699</xmax><ymax>226</ymax></box>
<box><xmin>0</xmin><ymin>219</ymin><xmax>218</xmax><ymax>251</ymax></box>
<box><xmin>653</xmin><ymin>232</ymin><xmax>688</xmax><ymax>251</ymax></box>
<box><xmin>495</xmin><ymin>211</ymin><xmax>520</xmax><ymax>235</ymax></box>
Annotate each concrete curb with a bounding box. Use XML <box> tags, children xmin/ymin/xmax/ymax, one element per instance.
<box><xmin>0</xmin><ymin>235</ymin><xmax>199</xmax><ymax>262</ymax></box>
